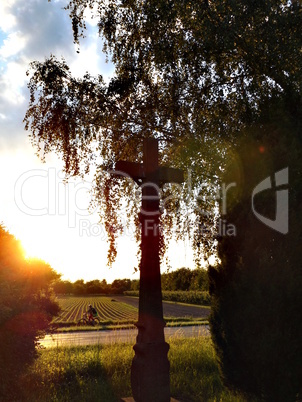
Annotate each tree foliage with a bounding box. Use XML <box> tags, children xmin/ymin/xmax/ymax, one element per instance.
<box><xmin>25</xmin><ymin>0</ymin><xmax>302</xmax><ymax>265</ymax></box>
<box><xmin>0</xmin><ymin>225</ymin><xmax>60</xmax><ymax>400</ymax></box>
<box><xmin>161</xmin><ymin>267</ymin><xmax>208</xmax><ymax>291</ymax></box>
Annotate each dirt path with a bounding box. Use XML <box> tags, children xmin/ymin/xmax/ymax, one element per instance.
<box><xmin>113</xmin><ymin>296</ymin><xmax>210</xmax><ymax>319</ymax></box>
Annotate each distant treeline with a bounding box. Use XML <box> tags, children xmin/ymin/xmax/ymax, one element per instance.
<box><xmin>161</xmin><ymin>267</ymin><xmax>208</xmax><ymax>292</ymax></box>
<box><xmin>53</xmin><ymin>278</ymin><xmax>131</xmax><ymax>295</ymax></box>
<box><xmin>53</xmin><ymin>268</ymin><xmax>209</xmax><ymax>295</ymax></box>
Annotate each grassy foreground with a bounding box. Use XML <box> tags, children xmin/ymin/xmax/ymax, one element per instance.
<box><xmin>20</xmin><ymin>337</ymin><xmax>251</xmax><ymax>402</ymax></box>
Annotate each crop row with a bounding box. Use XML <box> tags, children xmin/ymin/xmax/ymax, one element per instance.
<box><xmin>53</xmin><ymin>296</ymin><xmax>138</xmax><ymax>324</ymax></box>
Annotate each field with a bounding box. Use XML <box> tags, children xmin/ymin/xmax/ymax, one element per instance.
<box><xmin>53</xmin><ymin>296</ymin><xmax>138</xmax><ymax>327</ymax></box>
<box><xmin>53</xmin><ymin>295</ymin><xmax>209</xmax><ymax>330</ymax></box>
<box><xmin>20</xmin><ymin>336</ymin><xmax>250</xmax><ymax>402</ymax></box>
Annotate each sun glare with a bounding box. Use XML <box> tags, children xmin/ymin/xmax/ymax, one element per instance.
<box><xmin>21</xmin><ymin>233</ymin><xmax>49</xmax><ymax>261</ymax></box>
<box><xmin>16</xmin><ymin>216</ymin><xmax>62</xmax><ymax>263</ymax></box>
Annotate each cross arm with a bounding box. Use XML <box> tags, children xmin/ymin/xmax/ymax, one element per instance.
<box><xmin>115</xmin><ymin>161</ymin><xmax>184</xmax><ymax>186</ymax></box>
<box><xmin>157</xmin><ymin>166</ymin><xmax>184</xmax><ymax>185</ymax></box>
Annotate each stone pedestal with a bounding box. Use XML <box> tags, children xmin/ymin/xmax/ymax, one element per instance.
<box><xmin>131</xmin><ymin>341</ymin><xmax>170</xmax><ymax>402</ymax></box>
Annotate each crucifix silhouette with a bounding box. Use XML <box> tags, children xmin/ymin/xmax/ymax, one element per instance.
<box><xmin>117</xmin><ymin>138</ymin><xmax>183</xmax><ymax>402</ymax></box>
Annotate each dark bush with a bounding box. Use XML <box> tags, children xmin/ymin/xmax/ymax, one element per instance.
<box><xmin>0</xmin><ymin>225</ymin><xmax>60</xmax><ymax>400</ymax></box>
<box><xmin>209</xmin><ymin>116</ymin><xmax>302</xmax><ymax>402</ymax></box>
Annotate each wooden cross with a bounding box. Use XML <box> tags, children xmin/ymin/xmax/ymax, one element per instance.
<box><xmin>116</xmin><ymin>138</ymin><xmax>184</xmax><ymax>402</ymax></box>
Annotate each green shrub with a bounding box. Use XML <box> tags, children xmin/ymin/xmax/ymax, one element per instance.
<box><xmin>162</xmin><ymin>290</ymin><xmax>210</xmax><ymax>305</ymax></box>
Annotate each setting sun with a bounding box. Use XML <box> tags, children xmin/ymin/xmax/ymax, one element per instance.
<box><xmin>21</xmin><ymin>232</ymin><xmax>49</xmax><ymax>261</ymax></box>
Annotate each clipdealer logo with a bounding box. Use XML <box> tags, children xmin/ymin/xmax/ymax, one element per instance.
<box><xmin>252</xmin><ymin>168</ymin><xmax>289</xmax><ymax>234</ymax></box>
<box><xmin>13</xmin><ymin>167</ymin><xmax>289</xmax><ymax>236</ymax></box>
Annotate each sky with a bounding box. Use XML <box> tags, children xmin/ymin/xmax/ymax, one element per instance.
<box><xmin>0</xmin><ymin>0</ymin><xmax>194</xmax><ymax>283</ymax></box>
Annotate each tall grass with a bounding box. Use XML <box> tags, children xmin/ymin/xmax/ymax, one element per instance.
<box><xmin>21</xmin><ymin>337</ymin><xmax>251</xmax><ymax>402</ymax></box>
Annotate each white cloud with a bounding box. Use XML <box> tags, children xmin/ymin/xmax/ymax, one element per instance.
<box><xmin>0</xmin><ymin>0</ymin><xmax>113</xmax><ymax>117</ymax></box>
<box><xmin>0</xmin><ymin>0</ymin><xmax>114</xmax><ymax>154</ymax></box>
<box><xmin>0</xmin><ymin>61</ymin><xmax>27</xmax><ymax>104</ymax></box>
<box><xmin>15</xmin><ymin>0</ymin><xmax>75</xmax><ymax>60</ymax></box>
<box><xmin>0</xmin><ymin>31</ymin><xmax>26</xmax><ymax>58</ymax></box>
<box><xmin>0</xmin><ymin>0</ymin><xmax>78</xmax><ymax>148</ymax></box>
<box><xmin>0</xmin><ymin>0</ymin><xmax>17</xmax><ymax>33</ymax></box>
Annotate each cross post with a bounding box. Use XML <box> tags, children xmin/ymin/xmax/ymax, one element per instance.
<box><xmin>116</xmin><ymin>138</ymin><xmax>184</xmax><ymax>402</ymax></box>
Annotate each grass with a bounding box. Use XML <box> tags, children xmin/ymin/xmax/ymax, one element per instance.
<box><xmin>54</xmin><ymin>323</ymin><xmax>136</xmax><ymax>333</ymax></box>
<box><xmin>20</xmin><ymin>336</ymin><xmax>252</xmax><ymax>402</ymax></box>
